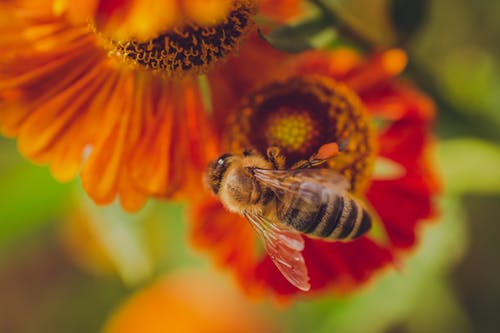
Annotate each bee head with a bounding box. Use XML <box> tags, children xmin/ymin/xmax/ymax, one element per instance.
<box><xmin>206</xmin><ymin>153</ymin><xmax>234</xmax><ymax>194</ymax></box>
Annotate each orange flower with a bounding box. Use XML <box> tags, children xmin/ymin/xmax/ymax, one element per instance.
<box><xmin>103</xmin><ymin>270</ymin><xmax>276</xmax><ymax>333</ymax></box>
<box><xmin>189</xmin><ymin>48</ymin><xmax>441</xmax><ymax>297</ymax></box>
<box><xmin>0</xmin><ymin>0</ymin><xmax>298</xmax><ymax>211</ymax></box>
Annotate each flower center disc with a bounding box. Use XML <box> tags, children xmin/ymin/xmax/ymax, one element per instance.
<box><xmin>229</xmin><ymin>76</ymin><xmax>376</xmax><ymax>193</ymax></box>
<box><xmin>263</xmin><ymin>107</ymin><xmax>318</xmax><ymax>154</ymax></box>
<box><xmin>109</xmin><ymin>1</ymin><xmax>256</xmax><ymax>76</ymax></box>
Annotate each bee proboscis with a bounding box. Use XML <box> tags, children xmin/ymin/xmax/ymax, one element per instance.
<box><xmin>206</xmin><ymin>141</ymin><xmax>373</xmax><ymax>291</ymax></box>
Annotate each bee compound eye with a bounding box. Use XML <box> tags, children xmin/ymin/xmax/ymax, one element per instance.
<box><xmin>216</xmin><ymin>153</ymin><xmax>232</xmax><ymax>166</ymax></box>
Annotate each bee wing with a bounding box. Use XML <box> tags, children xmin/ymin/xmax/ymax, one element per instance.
<box><xmin>244</xmin><ymin>211</ymin><xmax>310</xmax><ymax>291</ymax></box>
<box><xmin>253</xmin><ymin>168</ymin><xmax>350</xmax><ymax>204</ymax></box>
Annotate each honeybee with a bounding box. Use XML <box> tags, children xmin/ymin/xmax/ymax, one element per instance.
<box><xmin>206</xmin><ymin>142</ymin><xmax>373</xmax><ymax>291</ymax></box>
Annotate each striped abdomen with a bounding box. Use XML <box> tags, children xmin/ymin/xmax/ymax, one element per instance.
<box><xmin>275</xmin><ymin>181</ymin><xmax>371</xmax><ymax>241</ymax></box>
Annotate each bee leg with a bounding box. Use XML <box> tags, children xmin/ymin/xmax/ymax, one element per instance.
<box><xmin>266</xmin><ymin>146</ymin><xmax>286</xmax><ymax>169</ymax></box>
<box><xmin>291</xmin><ymin>157</ymin><xmax>335</xmax><ymax>170</ymax></box>
<box><xmin>291</xmin><ymin>140</ymin><xmax>349</xmax><ymax>170</ymax></box>
<box><xmin>290</xmin><ymin>159</ymin><xmax>313</xmax><ymax>170</ymax></box>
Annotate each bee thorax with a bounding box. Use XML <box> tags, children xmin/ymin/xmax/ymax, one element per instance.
<box><xmin>219</xmin><ymin>168</ymin><xmax>258</xmax><ymax>212</ymax></box>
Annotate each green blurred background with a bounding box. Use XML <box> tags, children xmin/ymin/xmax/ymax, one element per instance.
<box><xmin>1</xmin><ymin>0</ymin><xmax>500</xmax><ymax>332</ymax></box>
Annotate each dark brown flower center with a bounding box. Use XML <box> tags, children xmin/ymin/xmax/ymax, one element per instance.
<box><xmin>228</xmin><ymin>76</ymin><xmax>376</xmax><ymax>193</ymax></box>
<box><xmin>109</xmin><ymin>1</ymin><xmax>256</xmax><ymax>76</ymax></box>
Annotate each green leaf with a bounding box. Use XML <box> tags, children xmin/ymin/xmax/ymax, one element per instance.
<box><xmin>0</xmin><ymin>141</ymin><xmax>72</xmax><ymax>246</ymax></box>
<box><xmin>153</xmin><ymin>202</ymin><xmax>207</xmax><ymax>269</ymax></box>
<box><xmin>257</xmin><ymin>15</ymin><xmax>337</xmax><ymax>53</ymax></box>
<box><xmin>438</xmin><ymin>138</ymin><xmax>500</xmax><ymax>194</ymax></box>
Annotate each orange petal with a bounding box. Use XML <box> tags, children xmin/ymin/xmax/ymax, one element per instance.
<box><xmin>259</xmin><ymin>0</ymin><xmax>304</xmax><ymax>22</ymax></box>
<box><xmin>17</xmin><ymin>54</ymin><xmax>104</xmax><ymax>159</ymax></box>
<box><xmin>345</xmin><ymin>49</ymin><xmax>408</xmax><ymax>93</ymax></box>
<box><xmin>103</xmin><ymin>270</ymin><xmax>275</xmax><ymax>333</ymax></box>
<box><xmin>189</xmin><ymin>197</ymin><xmax>257</xmax><ymax>284</ymax></box>
<box><xmin>81</xmin><ymin>73</ymin><xmax>134</xmax><ymax>205</ymax></box>
<box><xmin>293</xmin><ymin>49</ymin><xmax>363</xmax><ymax>80</ymax></box>
<box><xmin>128</xmin><ymin>79</ymin><xmax>181</xmax><ymax>197</ymax></box>
<box><xmin>182</xmin><ymin>0</ymin><xmax>233</xmax><ymax>25</ymax></box>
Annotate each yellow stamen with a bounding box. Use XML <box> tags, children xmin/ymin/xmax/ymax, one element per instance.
<box><xmin>264</xmin><ymin>107</ymin><xmax>318</xmax><ymax>153</ymax></box>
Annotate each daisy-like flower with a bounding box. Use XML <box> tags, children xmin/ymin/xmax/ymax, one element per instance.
<box><xmin>190</xmin><ymin>48</ymin><xmax>441</xmax><ymax>297</ymax></box>
<box><xmin>0</xmin><ymin>0</ymin><xmax>302</xmax><ymax>211</ymax></box>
